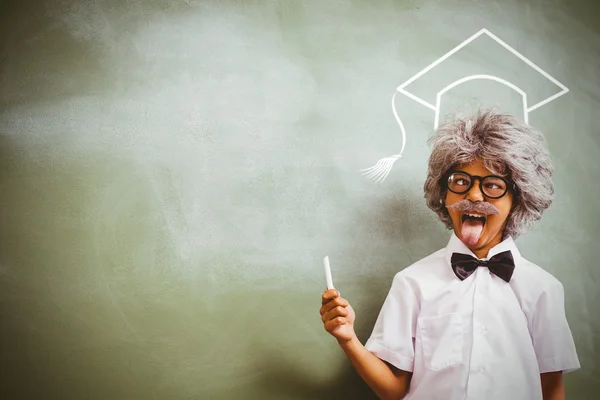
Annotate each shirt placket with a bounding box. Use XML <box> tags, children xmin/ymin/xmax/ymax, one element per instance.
<box><xmin>465</xmin><ymin>267</ymin><xmax>493</xmax><ymax>400</ymax></box>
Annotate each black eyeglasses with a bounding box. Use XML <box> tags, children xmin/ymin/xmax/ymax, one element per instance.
<box><xmin>446</xmin><ymin>171</ymin><xmax>513</xmax><ymax>199</ymax></box>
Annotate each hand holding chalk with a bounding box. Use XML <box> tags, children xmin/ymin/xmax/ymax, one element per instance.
<box><xmin>323</xmin><ymin>256</ymin><xmax>334</xmax><ymax>290</ymax></box>
<box><xmin>320</xmin><ymin>258</ymin><xmax>356</xmax><ymax>344</ymax></box>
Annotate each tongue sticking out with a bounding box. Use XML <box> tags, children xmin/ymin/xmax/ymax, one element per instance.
<box><xmin>461</xmin><ymin>218</ymin><xmax>484</xmax><ymax>246</ymax></box>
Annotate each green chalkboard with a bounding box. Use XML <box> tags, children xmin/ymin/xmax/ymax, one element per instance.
<box><xmin>1</xmin><ymin>0</ymin><xmax>598</xmax><ymax>398</ymax></box>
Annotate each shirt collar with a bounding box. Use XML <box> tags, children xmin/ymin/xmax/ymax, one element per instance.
<box><xmin>444</xmin><ymin>231</ymin><xmax>522</xmax><ymax>265</ymax></box>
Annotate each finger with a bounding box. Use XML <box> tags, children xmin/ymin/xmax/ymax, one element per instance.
<box><xmin>319</xmin><ymin>296</ymin><xmax>349</xmax><ymax>317</ymax></box>
<box><xmin>321</xmin><ymin>289</ymin><xmax>340</xmax><ymax>304</ymax></box>
<box><xmin>322</xmin><ymin>305</ymin><xmax>349</xmax><ymax>322</ymax></box>
<box><xmin>321</xmin><ymin>296</ymin><xmax>349</xmax><ymax>315</ymax></box>
<box><xmin>325</xmin><ymin>316</ymin><xmax>347</xmax><ymax>332</ymax></box>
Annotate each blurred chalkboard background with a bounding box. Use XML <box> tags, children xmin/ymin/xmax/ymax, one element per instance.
<box><xmin>1</xmin><ymin>0</ymin><xmax>598</xmax><ymax>398</ymax></box>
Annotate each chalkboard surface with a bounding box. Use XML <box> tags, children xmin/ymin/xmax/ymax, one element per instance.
<box><xmin>1</xmin><ymin>0</ymin><xmax>598</xmax><ymax>398</ymax></box>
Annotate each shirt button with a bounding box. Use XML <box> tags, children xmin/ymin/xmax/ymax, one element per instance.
<box><xmin>477</xmin><ymin>366</ymin><xmax>485</xmax><ymax>372</ymax></box>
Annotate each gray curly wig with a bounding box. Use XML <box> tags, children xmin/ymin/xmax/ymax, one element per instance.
<box><xmin>423</xmin><ymin>109</ymin><xmax>554</xmax><ymax>238</ymax></box>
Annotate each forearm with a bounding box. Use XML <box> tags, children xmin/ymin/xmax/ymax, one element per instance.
<box><xmin>541</xmin><ymin>372</ymin><xmax>565</xmax><ymax>400</ymax></box>
<box><xmin>542</xmin><ymin>384</ymin><xmax>565</xmax><ymax>400</ymax></box>
<box><xmin>340</xmin><ymin>336</ymin><xmax>410</xmax><ymax>400</ymax></box>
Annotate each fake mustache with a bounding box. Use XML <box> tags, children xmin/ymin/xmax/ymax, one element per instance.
<box><xmin>446</xmin><ymin>200</ymin><xmax>500</xmax><ymax>215</ymax></box>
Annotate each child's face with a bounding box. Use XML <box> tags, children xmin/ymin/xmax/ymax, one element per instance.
<box><xmin>444</xmin><ymin>158</ymin><xmax>514</xmax><ymax>257</ymax></box>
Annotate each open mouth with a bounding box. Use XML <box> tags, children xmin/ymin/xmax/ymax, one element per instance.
<box><xmin>461</xmin><ymin>213</ymin><xmax>487</xmax><ymax>224</ymax></box>
<box><xmin>460</xmin><ymin>213</ymin><xmax>487</xmax><ymax>246</ymax></box>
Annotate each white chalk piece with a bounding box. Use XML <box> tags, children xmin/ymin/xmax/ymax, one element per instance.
<box><xmin>323</xmin><ymin>256</ymin><xmax>334</xmax><ymax>290</ymax></box>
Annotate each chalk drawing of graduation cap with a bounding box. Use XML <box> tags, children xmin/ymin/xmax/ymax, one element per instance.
<box><xmin>362</xmin><ymin>28</ymin><xmax>569</xmax><ymax>183</ymax></box>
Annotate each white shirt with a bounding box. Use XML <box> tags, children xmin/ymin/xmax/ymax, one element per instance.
<box><xmin>365</xmin><ymin>233</ymin><xmax>580</xmax><ymax>400</ymax></box>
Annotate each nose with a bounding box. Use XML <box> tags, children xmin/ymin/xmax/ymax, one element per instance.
<box><xmin>465</xmin><ymin>178</ymin><xmax>485</xmax><ymax>202</ymax></box>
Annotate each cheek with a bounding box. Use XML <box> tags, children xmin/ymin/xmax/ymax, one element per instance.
<box><xmin>498</xmin><ymin>198</ymin><xmax>514</xmax><ymax>217</ymax></box>
<box><xmin>449</xmin><ymin>209</ymin><xmax>461</xmax><ymax>226</ymax></box>
<box><xmin>488</xmin><ymin>202</ymin><xmax>513</xmax><ymax>226</ymax></box>
<box><xmin>444</xmin><ymin>197</ymin><xmax>462</xmax><ymax>224</ymax></box>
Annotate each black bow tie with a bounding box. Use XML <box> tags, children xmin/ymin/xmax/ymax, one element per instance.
<box><xmin>450</xmin><ymin>250</ymin><xmax>515</xmax><ymax>282</ymax></box>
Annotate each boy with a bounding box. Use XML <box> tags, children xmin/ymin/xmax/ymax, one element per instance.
<box><xmin>320</xmin><ymin>110</ymin><xmax>580</xmax><ymax>400</ymax></box>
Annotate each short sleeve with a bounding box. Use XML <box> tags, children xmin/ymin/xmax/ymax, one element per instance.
<box><xmin>364</xmin><ymin>273</ymin><xmax>419</xmax><ymax>372</ymax></box>
<box><xmin>531</xmin><ymin>280</ymin><xmax>580</xmax><ymax>374</ymax></box>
